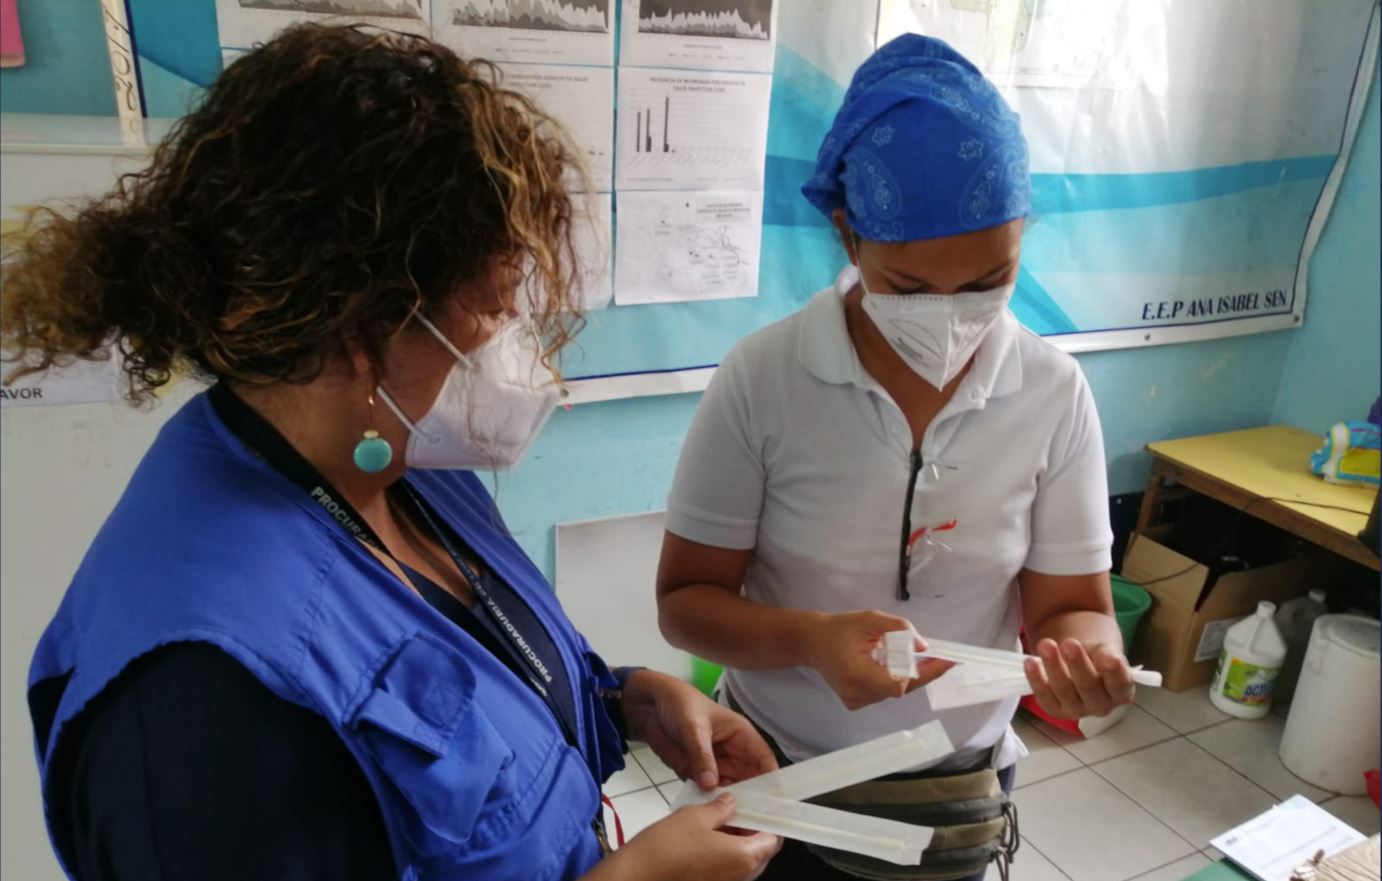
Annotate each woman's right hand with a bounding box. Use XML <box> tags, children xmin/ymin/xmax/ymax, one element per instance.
<box><xmin>605</xmin><ymin>794</ymin><xmax>781</xmax><ymax>881</ymax></box>
<box><xmin>806</xmin><ymin>611</ymin><xmax>953</xmax><ymax>710</ymax></box>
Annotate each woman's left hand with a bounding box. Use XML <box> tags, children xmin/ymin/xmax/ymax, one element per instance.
<box><xmin>621</xmin><ymin>670</ymin><xmax>778</xmax><ymax>791</ymax></box>
<box><xmin>1024</xmin><ymin>638</ymin><xmax>1135</xmax><ymax>720</ymax></box>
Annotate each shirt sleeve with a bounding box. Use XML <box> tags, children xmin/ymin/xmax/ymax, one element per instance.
<box><xmin>1024</xmin><ymin>371</ymin><xmax>1114</xmax><ymax>576</ymax></box>
<box><xmin>50</xmin><ymin>642</ymin><xmax>396</xmax><ymax>881</ymax></box>
<box><xmin>665</xmin><ymin>345</ymin><xmax>766</xmax><ymax>550</ymax></box>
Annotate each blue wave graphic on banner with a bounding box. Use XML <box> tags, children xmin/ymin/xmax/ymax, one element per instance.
<box><xmin>1031</xmin><ymin>156</ymin><xmax>1337</xmax><ymax>215</ymax></box>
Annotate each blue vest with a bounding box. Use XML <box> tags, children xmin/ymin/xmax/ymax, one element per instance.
<box><xmin>28</xmin><ymin>393</ymin><xmax>627</xmax><ymax>881</ymax></box>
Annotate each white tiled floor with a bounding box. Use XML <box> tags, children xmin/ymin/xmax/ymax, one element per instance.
<box><xmin>1188</xmin><ymin>717</ymin><xmax>1331</xmax><ymax>802</ymax></box>
<box><xmin>602</xmin><ymin>687</ymin><xmax>1381</xmax><ymax>881</ymax></box>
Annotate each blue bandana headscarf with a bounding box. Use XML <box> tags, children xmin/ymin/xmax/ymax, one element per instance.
<box><xmin>802</xmin><ymin>34</ymin><xmax>1030</xmax><ymax>243</ymax></box>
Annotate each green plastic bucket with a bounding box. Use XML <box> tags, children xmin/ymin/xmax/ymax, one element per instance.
<box><xmin>690</xmin><ymin>657</ymin><xmax>723</xmax><ymax>697</ymax></box>
<box><xmin>1112</xmin><ymin>575</ymin><xmax>1152</xmax><ymax>652</ymax></box>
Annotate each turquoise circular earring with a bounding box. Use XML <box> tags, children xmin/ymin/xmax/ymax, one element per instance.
<box><xmin>352</xmin><ymin>391</ymin><xmax>394</xmax><ymax>473</ymax></box>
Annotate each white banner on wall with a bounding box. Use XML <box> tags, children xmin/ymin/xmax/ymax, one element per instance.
<box><xmin>879</xmin><ymin>0</ymin><xmax>1381</xmax><ymax>351</ymax></box>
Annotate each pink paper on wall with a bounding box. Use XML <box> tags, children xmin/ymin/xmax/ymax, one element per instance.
<box><xmin>1</xmin><ymin>0</ymin><xmax>25</xmax><ymax>68</ymax></box>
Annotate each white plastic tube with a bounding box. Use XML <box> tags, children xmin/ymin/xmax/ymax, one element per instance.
<box><xmin>671</xmin><ymin>721</ymin><xmax>954</xmax><ymax>808</ymax></box>
<box><xmin>925</xmin><ymin>667</ymin><xmax>1033</xmax><ymax>710</ymax></box>
<box><xmin>667</xmin><ymin>721</ymin><xmax>953</xmax><ymax>863</ymax></box>
<box><xmin>875</xmin><ymin>629</ymin><xmax>1164</xmax><ymax>694</ymax></box>
<box><xmin>728</xmin><ymin>791</ymin><xmax>933</xmax><ymax>865</ymax></box>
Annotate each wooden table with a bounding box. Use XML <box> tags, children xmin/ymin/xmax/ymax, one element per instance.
<box><xmin>1137</xmin><ymin>425</ymin><xmax>1379</xmax><ymax>571</ymax></box>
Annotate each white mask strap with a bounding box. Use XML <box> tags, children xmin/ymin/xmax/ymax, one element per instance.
<box><xmin>376</xmin><ymin>385</ymin><xmax>436</xmax><ymax>443</ymax></box>
<box><xmin>415</xmin><ymin>313</ymin><xmax>474</xmax><ymax>368</ymax></box>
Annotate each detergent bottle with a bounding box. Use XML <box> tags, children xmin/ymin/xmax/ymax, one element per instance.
<box><xmin>1209</xmin><ymin>602</ymin><xmax>1288</xmax><ymax>719</ymax></box>
<box><xmin>1272</xmin><ymin>589</ymin><xmax>1328</xmax><ymax>703</ymax></box>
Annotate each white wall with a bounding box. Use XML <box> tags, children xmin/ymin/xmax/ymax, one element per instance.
<box><xmin>1</xmin><ymin>121</ymin><xmax>181</xmax><ymax>880</ymax></box>
<box><xmin>1</xmin><ymin>394</ymin><xmax>190</xmax><ymax>881</ymax></box>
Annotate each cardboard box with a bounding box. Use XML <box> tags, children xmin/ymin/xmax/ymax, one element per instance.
<box><xmin>1121</xmin><ymin>529</ymin><xmax>1319</xmax><ymax>692</ymax></box>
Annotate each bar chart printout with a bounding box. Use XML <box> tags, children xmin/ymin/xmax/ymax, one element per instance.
<box><xmin>615</xmin><ymin>66</ymin><xmax>771</xmax><ymax>190</ymax></box>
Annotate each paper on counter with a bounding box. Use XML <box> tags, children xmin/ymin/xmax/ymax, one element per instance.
<box><xmin>614</xmin><ymin>190</ymin><xmax>761</xmax><ymax>304</ymax></box>
<box><xmin>1211</xmin><ymin>795</ymin><xmax>1366</xmax><ymax>881</ymax></box>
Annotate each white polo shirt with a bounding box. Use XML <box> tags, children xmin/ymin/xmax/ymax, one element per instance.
<box><xmin>666</xmin><ymin>266</ymin><xmax>1113</xmax><ymax>770</ymax></box>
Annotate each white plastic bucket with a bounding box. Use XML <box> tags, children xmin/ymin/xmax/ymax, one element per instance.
<box><xmin>1279</xmin><ymin>615</ymin><xmax>1381</xmax><ymax>795</ymax></box>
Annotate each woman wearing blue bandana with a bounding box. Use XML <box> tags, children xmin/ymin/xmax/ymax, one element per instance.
<box><xmin>658</xmin><ymin>35</ymin><xmax>1134</xmax><ymax>880</ymax></box>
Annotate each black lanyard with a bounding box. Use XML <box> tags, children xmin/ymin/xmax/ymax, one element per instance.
<box><xmin>206</xmin><ymin>384</ymin><xmax>585</xmax><ymax>752</ymax></box>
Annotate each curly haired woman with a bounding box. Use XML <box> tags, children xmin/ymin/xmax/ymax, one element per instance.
<box><xmin>5</xmin><ymin>25</ymin><xmax>779</xmax><ymax>881</ymax></box>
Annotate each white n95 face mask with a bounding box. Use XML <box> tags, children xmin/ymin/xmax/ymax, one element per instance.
<box><xmin>859</xmin><ymin>274</ymin><xmax>1014</xmax><ymax>390</ymax></box>
<box><xmin>377</xmin><ymin>315</ymin><xmax>563</xmax><ymax>471</ymax></box>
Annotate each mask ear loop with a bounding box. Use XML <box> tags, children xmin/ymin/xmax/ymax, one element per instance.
<box><xmin>375</xmin><ymin>385</ymin><xmax>427</xmax><ymax>437</ymax></box>
<box><xmin>415</xmin><ymin>313</ymin><xmax>475</xmax><ymax>368</ymax></box>
<box><xmin>376</xmin><ymin>311</ymin><xmax>476</xmax><ymax>447</ymax></box>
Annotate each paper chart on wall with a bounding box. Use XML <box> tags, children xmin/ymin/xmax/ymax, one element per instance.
<box><xmin>519</xmin><ymin>193</ymin><xmax>611</xmax><ymax>311</ymax></box>
<box><xmin>433</xmin><ymin>0</ymin><xmax>614</xmax><ymax>66</ymax></box>
<box><xmin>213</xmin><ymin>0</ymin><xmax>432</xmax><ymax>50</ymax></box>
<box><xmin>574</xmin><ymin>193</ymin><xmax>613</xmax><ymax>310</ymax></box>
<box><xmin>614</xmin><ymin>66</ymin><xmax>771</xmax><ymax>191</ymax></box>
<box><xmin>614</xmin><ymin>189</ymin><xmax>760</xmax><ymax>304</ymax></box>
<box><xmin>501</xmin><ymin>63</ymin><xmax>614</xmax><ymax>192</ymax></box>
<box><xmin>618</xmin><ymin>0</ymin><xmax>778</xmax><ymax>73</ymax></box>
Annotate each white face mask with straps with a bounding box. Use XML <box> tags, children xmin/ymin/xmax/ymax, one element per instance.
<box><xmin>855</xmin><ymin>265</ymin><xmax>1014</xmax><ymax>391</ymax></box>
<box><xmin>377</xmin><ymin>314</ymin><xmax>563</xmax><ymax>471</ymax></box>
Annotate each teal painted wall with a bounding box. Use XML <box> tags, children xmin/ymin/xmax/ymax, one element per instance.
<box><xmin>1272</xmin><ymin>69</ymin><xmax>1381</xmax><ymax>434</ymax></box>
<box><xmin>0</xmin><ymin>0</ymin><xmax>115</xmax><ymax>116</ymax></box>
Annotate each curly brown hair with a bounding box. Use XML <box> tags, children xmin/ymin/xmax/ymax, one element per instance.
<box><xmin>1</xmin><ymin>24</ymin><xmax>589</xmax><ymax>402</ymax></box>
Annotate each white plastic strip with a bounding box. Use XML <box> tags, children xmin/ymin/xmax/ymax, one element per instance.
<box><xmin>729</xmin><ymin>791</ymin><xmax>932</xmax><ymax>866</ymax></box>
<box><xmin>925</xmin><ymin>667</ymin><xmax>1033</xmax><ymax>711</ymax></box>
<box><xmin>562</xmin><ymin>367</ymin><xmax>716</xmax><ymax>406</ymax></box>
<box><xmin>668</xmin><ymin>721</ymin><xmax>951</xmax><ymax>863</ymax></box>
<box><xmin>874</xmin><ymin>630</ymin><xmax>1163</xmax><ymax>698</ymax></box>
<box><xmin>671</xmin><ymin>721</ymin><xmax>954</xmax><ymax>809</ymax></box>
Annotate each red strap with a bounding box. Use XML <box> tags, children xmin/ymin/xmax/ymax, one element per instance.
<box><xmin>601</xmin><ymin>793</ymin><xmax>626</xmax><ymax>847</ymax></box>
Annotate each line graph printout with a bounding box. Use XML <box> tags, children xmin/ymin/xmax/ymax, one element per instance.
<box><xmin>614</xmin><ymin>190</ymin><xmax>761</xmax><ymax>304</ymax></box>
<box><xmin>500</xmin><ymin>64</ymin><xmax>613</xmax><ymax>191</ymax></box>
<box><xmin>614</xmin><ymin>67</ymin><xmax>771</xmax><ymax>191</ymax></box>
<box><xmin>619</xmin><ymin>0</ymin><xmax>777</xmax><ymax>73</ymax></box>
<box><xmin>434</xmin><ymin>0</ymin><xmax>614</xmax><ymax>66</ymax></box>
<box><xmin>215</xmin><ymin>0</ymin><xmax>431</xmax><ymax>50</ymax></box>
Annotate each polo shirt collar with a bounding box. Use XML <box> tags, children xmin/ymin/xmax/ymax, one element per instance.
<box><xmin>799</xmin><ymin>264</ymin><xmax>1024</xmax><ymax>401</ymax></box>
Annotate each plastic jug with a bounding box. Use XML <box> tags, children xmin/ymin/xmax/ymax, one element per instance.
<box><xmin>1209</xmin><ymin>601</ymin><xmax>1288</xmax><ymax>719</ymax></box>
<box><xmin>1273</xmin><ymin>589</ymin><xmax>1328</xmax><ymax>703</ymax></box>
<box><xmin>1280</xmin><ymin>615</ymin><xmax>1381</xmax><ymax>795</ymax></box>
